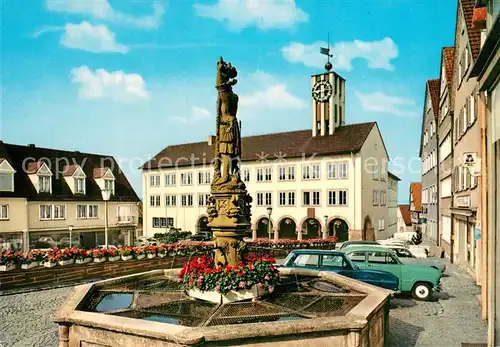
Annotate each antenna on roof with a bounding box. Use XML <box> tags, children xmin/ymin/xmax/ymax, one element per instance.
<box><xmin>320</xmin><ymin>32</ymin><xmax>333</xmax><ymax>72</ymax></box>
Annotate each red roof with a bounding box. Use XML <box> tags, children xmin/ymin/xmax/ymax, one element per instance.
<box><xmin>460</xmin><ymin>0</ymin><xmax>481</xmax><ymax>58</ymax></box>
<box><xmin>398</xmin><ymin>204</ymin><xmax>412</xmax><ymax>226</ymax></box>
<box><xmin>62</xmin><ymin>165</ymin><xmax>79</xmax><ymax>177</ymax></box>
<box><xmin>142</xmin><ymin>122</ymin><xmax>378</xmax><ymax>170</ymax></box>
<box><xmin>443</xmin><ymin>47</ymin><xmax>455</xmax><ymax>88</ymax></box>
<box><xmin>26</xmin><ymin>161</ymin><xmax>44</xmax><ymax>174</ymax></box>
<box><xmin>93</xmin><ymin>167</ymin><xmax>109</xmax><ymax>179</ymax></box>
<box><xmin>428</xmin><ymin>79</ymin><xmax>440</xmax><ymax>120</ymax></box>
<box><xmin>410</xmin><ymin>182</ymin><xmax>422</xmax><ymax>212</ymax></box>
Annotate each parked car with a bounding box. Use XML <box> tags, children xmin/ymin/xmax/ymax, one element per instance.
<box><xmin>380</xmin><ymin>245</ymin><xmax>445</xmax><ymax>273</ymax></box>
<box><xmin>342</xmin><ymin>245</ymin><xmax>442</xmax><ymax>301</ymax></box>
<box><xmin>188</xmin><ymin>231</ymin><xmax>212</xmax><ymax>241</ymax></box>
<box><xmin>136</xmin><ymin>237</ymin><xmax>159</xmax><ymax>246</ymax></box>
<box><xmin>338</xmin><ymin>240</ymin><xmax>380</xmax><ymax>250</ymax></box>
<box><xmin>280</xmin><ymin>249</ymin><xmax>399</xmax><ymax>291</ymax></box>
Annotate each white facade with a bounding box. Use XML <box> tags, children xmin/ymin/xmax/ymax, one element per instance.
<box><xmin>396</xmin><ymin>207</ymin><xmax>412</xmax><ymax>234</ymax></box>
<box><xmin>386</xmin><ymin>174</ymin><xmax>400</xmax><ymax>239</ymax></box>
<box><xmin>142</xmin><ymin>126</ymin><xmax>392</xmax><ymax>242</ymax></box>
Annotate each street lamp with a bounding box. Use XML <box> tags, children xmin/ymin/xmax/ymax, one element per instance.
<box><xmin>68</xmin><ymin>225</ymin><xmax>73</xmax><ymax>248</ymax></box>
<box><xmin>323</xmin><ymin>215</ymin><xmax>328</xmax><ymax>239</ymax></box>
<box><xmin>101</xmin><ymin>189</ymin><xmax>112</xmax><ymax>248</ymax></box>
<box><xmin>266</xmin><ymin>206</ymin><xmax>273</xmax><ymax>240</ymax></box>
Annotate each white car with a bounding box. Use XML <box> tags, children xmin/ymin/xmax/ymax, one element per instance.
<box><xmin>379</xmin><ymin>244</ymin><xmax>445</xmax><ymax>273</ymax></box>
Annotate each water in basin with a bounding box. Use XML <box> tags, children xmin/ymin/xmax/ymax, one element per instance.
<box><xmin>142</xmin><ymin>315</ymin><xmax>180</xmax><ymax>325</ymax></box>
<box><xmin>277</xmin><ymin>316</ymin><xmax>305</xmax><ymax>321</ymax></box>
<box><xmin>96</xmin><ymin>293</ymin><xmax>133</xmax><ymax>312</ymax></box>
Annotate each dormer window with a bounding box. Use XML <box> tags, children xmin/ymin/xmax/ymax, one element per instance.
<box><xmin>27</xmin><ymin>161</ymin><xmax>53</xmax><ymax>194</ymax></box>
<box><xmin>63</xmin><ymin>164</ymin><xmax>87</xmax><ymax>195</ymax></box>
<box><xmin>104</xmin><ymin>179</ymin><xmax>115</xmax><ymax>195</ymax></box>
<box><xmin>75</xmin><ymin>178</ymin><xmax>85</xmax><ymax>194</ymax></box>
<box><xmin>93</xmin><ymin>167</ymin><xmax>116</xmax><ymax>196</ymax></box>
<box><xmin>0</xmin><ymin>159</ymin><xmax>15</xmax><ymax>192</ymax></box>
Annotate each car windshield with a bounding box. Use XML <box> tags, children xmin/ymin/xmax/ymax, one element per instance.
<box><xmin>321</xmin><ymin>254</ymin><xmax>352</xmax><ymax>269</ymax></box>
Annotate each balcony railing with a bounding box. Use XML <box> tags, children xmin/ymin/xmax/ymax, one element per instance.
<box><xmin>117</xmin><ymin>216</ymin><xmax>136</xmax><ymax>224</ymax></box>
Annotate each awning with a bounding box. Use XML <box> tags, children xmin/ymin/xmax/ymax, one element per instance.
<box><xmin>450</xmin><ymin>207</ymin><xmax>477</xmax><ymax>217</ymax></box>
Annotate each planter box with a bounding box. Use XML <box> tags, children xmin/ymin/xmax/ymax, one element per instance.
<box><xmin>121</xmin><ymin>255</ymin><xmax>133</xmax><ymax>261</ymax></box>
<box><xmin>187</xmin><ymin>285</ymin><xmax>267</xmax><ymax>304</ymax></box>
<box><xmin>76</xmin><ymin>258</ymin><xmax>92</xmax><ymax>265</ymax></box>
<box><xmin>93</xmin><ymin>257</ymin><xmax>107</xmax><ymax>263</ymax></box>
<box><xmin>58</xmin><ymin>259</ymin><xmax>75</xmax><ymax>266</ymax></box>
<box><xmin>21</xmin><ymin>261</ymin><xmax>39</xmax><ymax>270</ymax></box>
<box><xmin>158</xmin><ymin>253</ymin><xmax>166</xmax><ymax>258</ymax></box>
<box><xmin>147</xmin><ymin>253</ymin><xmax>156</xmax><ymax>259</ymax></box>
<box><xmin>44</xmin><ymin>262</ymin><xmax>57</xmax><ymax>268</ymax></box>
<box><xmin>0</xmin><ymin>264</ymin><xmax>16</xmax><ymax>272</ymax></box>
<box><xmin>108</xmin><ymin>256</ymin><xmax>120</xmax><ymax>262</ymax></box>
<box><xmin>135</xmin><ymin>254</ymin><xmax>146</xmax><ymax>260</ymax></box>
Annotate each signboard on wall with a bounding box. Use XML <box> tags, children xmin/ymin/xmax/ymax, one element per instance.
<box><xmin>455</xmin><ymin>195</ymin><xmax>471</xmax><ymax>208</ymax></box>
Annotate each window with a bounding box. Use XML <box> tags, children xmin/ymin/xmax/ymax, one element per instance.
<box><xmin>321</xmin><ymin>255</ymin><xmax>350</xmax><ymax>269</ymax></box>
<box><xmin>339</xmin><ymin>190</ymin><xmax>347</xmax><ymax>206</ymax></box>
<box><xmin>149</xmin><ymin>175</ymin><xmax>160</xmax><ymax>187</ymax></box>
<box><xmin>88</xmin><ymin>205</ymin><xmax>98</xmax><ymax>219</ymax></box>
<box><xmin>150</xmin><ymin>195</ymin><xmax>161</xmax><ymax>207</ymax></box>
<box><xmin>463</xmin><ymin>105</ymin><xmax>468</xmax><ymax>134</ymax></box>
<box><xmin>279</xmin><ymin>166</ymin><xmax>295</xmax><ymax>181</ymax></box>
<box><xmin>198</xmin><ymin>193</ymin><xmax>210</xmax><ymax>206</ymax></box>
<box><xmin>303</xmin><ymin>191</ymin><xmax>320</xmax><ymax>206</ymax></box>
<box><xmin>77</xmin><ymin>205</ymin><xmax>87</xmax><ymax>219</ymax></box>
<box><xmin>53</xmin><ymin>205</ymin><xmax>66</xmax><ymax>220</ymax></box>
<box><xmin>347</xmin><ymin>251</ymin><xmax>366</xmax><ymax>263</ymax></box>
<box><xmin>328</xmin><ymin>191</ymin><xmax>336</xmax><ymax>205</ymax></box>
<box><xmin>0</xmin><ymin>205</ymin><xmax>8</xmax><ymax>220</ymax></box>
<box><xmin>338</xmin><ymin>162</ymin><xmax>348</xmax><ymax>179</ymax></box>
<box><xmin>279</xmin><ymin>191</ymin><xmax>295</xmax><ymax>206</ymax></box>
<box><xmin>373</xmin><ymin>191</ymin><xmax>379</xmax><ymax>206</ymax></box>
<box><xmin>104</xmin><ymin>179</ymin><xmax>114</xmax><ymax>195</ymax></box>
<box><xmin>257</xmin><ymin>168</ymin><xmax>272</xmax><ymax>182</ymax></box>
<box><xmin>152</xmin><ymin>217</ymin><xmax>160</xmax><ymax>228</ymax></box>
<box><xmin>302</xmin><ymin>164</ymin><xmax>320</xmax><ymax>180</ymax></box>
<box><xmin>181</xmin><ymin>173</ymin><xmax>193</xmax><ymax>185</ymax></box>
<box><xmin>257</xmin><ymin>192</ymin><xmax>264</xmax><ymax>206</ymax></box>
<box><xmin>0</xmin><ymin>173</ymin><xmax>14</xmax><ymax>192</ymax></box>
<box><xmin>469</xmin><ymin>95</ymin><xmax>476</xmax><ymax>125</ymax></box>
<box><xmin>328</xmin><ymin>163</ymin><xmax>337</xmax><ymax>179</ymax></box>
<box><xmin>40</xmin><ymin>205</ymin><xmax>52</xmax><ymax>220</ymax></box>
<box><xmin>378</xmin><ymin>219</ymin><xmax>385</xmax><ymax>231</ymax></box>
<box><xmin>440</xmin><ymin>135</ymin><xmax>452</xmax><ymax>162</ymax></box>
<box><xmin>242</xmin><ymin>169</ymin><xmax>250</xmax><ymax>182</ymax></box>
<box><xmin>292</xmin><ymin>254</ymin><xmax>319</xmax><ymax>267</ymax></box>
<box><xmin>198</xmin><ymin>171</ymin><xmax>211</xmax><ymax>185</ymax></box>
<box><xmin>181</xmin><ymin>194</ymin><xmax>193</xmax><ymax>206</ymax></box>
<box><xmin>368</xmin><ymin>251</ymin><xmax>398</xmax><ymax>265</ymax></box>
<box><xmin>265</xmin><ymin>192</ymin><xmax>272</xmax><ymax>206</ymax></box>
<box><xmin>441</xmin><ymin>177</ymin><xmax>452</xmax><ymax>197</ymax></box>
<box><xmin>165</xmin><ymin>173</ymin><xmax>176</xmax><ymax>186</ymax></box>
<box><xmin>75</xmin><ymin>178</ymin><xmax>85</xmax><ymax>194</ymax></box>
<box><xmin>372</xmin><ymin>164</ymin><xmax>379</xmax><ymax>180</ymax></box>
<box><xmin>380</xmin><ymin>191</ymin><xmax>386</xmax><ymax>206</ymax></box>
<box><xmin>39</xmin><ymin>176</ymin><xmax>51</xmax><ymax>193</ymax></box>
<box><xmin>165</xmin><ymin>194</ymin><xmax>177</xmax><ymax>206</ymax></box>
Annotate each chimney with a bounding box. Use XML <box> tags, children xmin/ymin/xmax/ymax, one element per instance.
<box><xmin>28</xmin><ymin>144</ymin><xmax>35</xmax><ymax>148</ymax></box>
<box><xmin>208</xmin><ymin>135</ymin><xmax>216</xmax><ymax>146</ymax></box>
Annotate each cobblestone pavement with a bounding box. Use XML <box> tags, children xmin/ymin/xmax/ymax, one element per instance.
<box><xmin>0</xmin><ymin>260</ymin><xmax>487</xmax><ymax>347</ymax></box>
<box><xmin>388</xmin><ymin>260</ymin><xmax>487</xmax><ymax>347</ymax></box>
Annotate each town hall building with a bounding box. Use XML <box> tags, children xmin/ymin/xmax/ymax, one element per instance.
<box><xmin>141</xmin><ymin>66</ymin><xmax>397</xmax><ymax>242</ymax></box>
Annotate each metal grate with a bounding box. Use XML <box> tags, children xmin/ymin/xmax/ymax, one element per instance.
<box><xmin>127</xmin><ymin>277</ymin><xmax>183</xmax><ymax>291</ymax></box>
<box><xmin>146</xmin><ymin>300</ymin><xmax>216</xmax><ymax>317</ymax></box>
<box><xmin>303</xmin><ymin>296</ymin><xmax>364</xmax><ymax>316</ymax></box>
<box><xmin>266</xmin><ymin>293</ymin><xmax>321</xmax><ymax>311</ymax></box>
<box><xmin>308</xmin><ymin>280</ymin><xmax>348</xmax><ymax>293</ymax></box>
<box><xmin>135</xmin><ymin>292</ymin><xmax>186</xmax><ymax>310</ymax></box>
<box><xmin>112</xmin><ymin>309</ymin><xmax>205</xmax><ymax>327</ymax></box>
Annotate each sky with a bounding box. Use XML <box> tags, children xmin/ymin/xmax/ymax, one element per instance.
<box><xmin>1</xmin><ymin>0</ymin><xmax>458</xmax><ymax>203</ymax></box>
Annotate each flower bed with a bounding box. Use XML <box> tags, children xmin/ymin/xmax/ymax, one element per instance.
<box><xmin>179</xmin><ymin>254</ymin><xmax>280</xmax><ymax>295</ymax></box>
<box><xmin>247</xmin><ymin>237</ymin><xmax>337</xmax><ymax>249</ymax></box>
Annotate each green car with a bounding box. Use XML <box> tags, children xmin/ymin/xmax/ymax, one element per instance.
<box><xmin>342</xmin><ymin>245</ymin><xmax>442</xmax><ymax>301</ymax></box>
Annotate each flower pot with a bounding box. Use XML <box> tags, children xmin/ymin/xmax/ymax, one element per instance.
<box><xmin>93</xmin><ymin>257</ymin><xmax>107</xmax><ymax>263</ymax></box>
<box><xmin>158</xmin><ymin>252</ymin><xmax>166</xmax><ymax>258</ymax></box>
<box><xmin>167</xmin><ymin>251</ymin><xmax>176</xmax><ymax>257</ymax></box>
<box><xmin>0</xmin><ymin>264</ymin><xmax>16</xmax><ymax>271</ymax></box>
<box><xmin>147</xmin><ymin>253</ymin><xmax>156</xmax><ymax>259</ymax></box>
<box><xmin>121</xmin><ymin>255</ymin><xmax>133</xmax><ymax>261</ymax></box>
<box><xmin>187</xmin><ymin>285</ymin><xmax>267</xmax><ymax>304</ymax></box>
<box><xmin>135</xmin><ymin>254</ymin><xmax>146</xmax><ymax>260</ymax></box>
<box><xmin>44</xmin><ymin>262</ymin><xmax>57</xmax><ymax>268</ymax></box>
<box><xmin>21</xmin><ymin>261</ymin><xmax>39</xmax><ymax>270</ymax></box>
<box><xmin>58</xmin><ymin>259</ymin><xmax>74</xmax><ymax>266</ymax></box>
<box><xmin>108</xmin><ymin>256</ymin><xmax>120</xmax><ymax>262</ymax></box>
<box><xmin>76</xmin><ymin>258</ymin><xmax>92</xmax><ymax>265</ymax></box>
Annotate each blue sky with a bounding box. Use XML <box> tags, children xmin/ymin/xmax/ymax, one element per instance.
<box><xmin>1</xmin><ymin>0</ymin><xmax>457</xmax><ymax>203</ymax></box>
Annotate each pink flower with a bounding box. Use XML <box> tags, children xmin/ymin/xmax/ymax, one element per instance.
<box><xmin>239</xmin><ymin>281</ymin><xmax>246</xmax><ymax>289</ymax></box>
<box><xmin>264</xmin><ymin>275</ymin><xmax>270</xmax><ymax>281</ymax></box>
<box><xmin>257</xmin><ymin>283</ymin><xmax>263</xmax><ymax>288</ymax></box>
<box><xmin>268</xmin><ymin>287</ymin><xmax>274</xmax><ymax>293</ymax></box>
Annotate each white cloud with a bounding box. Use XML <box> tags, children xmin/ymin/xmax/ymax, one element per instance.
<box><xmin>46</xmin><ymin>0</ymin><xmax>165</xmax><ymax>29</ymax></box>
<box><xmin>194</xmin><ymin>0</ymin><xmax>308</xmax><ymax>30</ymax></box>
<box><xmin>355</xmin><ymin>91</ymin><xmax>418</xmax><ymax>117</ymax></box>
<box><xmin>60</xmin><ymin>21</ymin><xmax>128</xmax><ymax>53</ymax></box>
<box><xmin>239</xmin><ymin>71</ymin><xmax>306</xmax><ymax>110</ymax></box>
<box><xmin>172</xmin><ymin>106</ymin><xmax>211</xmax><ymax>124</ymax></box>
<box><xmin>70</xmin><ymin>66</ymin><xmax>149</xmax><ymax>102</ymax></box>
<box><xmin>282</xmin><ymin>37</ymin><xmax>398</xmax><ymax>71</ymax></box>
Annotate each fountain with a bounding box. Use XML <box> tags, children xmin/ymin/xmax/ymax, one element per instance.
<box><xmin>54</xmin><ymin>58</ymin><xmax>393</xmax><ymax>347</ymax></box>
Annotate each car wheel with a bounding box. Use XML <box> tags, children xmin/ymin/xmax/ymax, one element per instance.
<box><xmin>412</xmin><ymin>282</ymin><xmax>432</xmax><ymax>301</ymax></box>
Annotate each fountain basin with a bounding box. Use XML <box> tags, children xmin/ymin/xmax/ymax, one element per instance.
<box><xmin>54</xmin><ymin>268</ymin><xmax>393</xmax><ymax>347</ymax></box>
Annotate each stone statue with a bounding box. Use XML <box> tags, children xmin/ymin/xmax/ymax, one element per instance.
<box><xmin>213</xmin><ymin>57</ymin><xmax>242</xmax><ymax>187</ymax></box>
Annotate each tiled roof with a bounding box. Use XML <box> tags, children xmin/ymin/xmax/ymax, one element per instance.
<box><xmin>26</xmin><ymin>161</ymin><xmax>44</xmax><ymax>174</ymax></box>
<box><xmin>0</xmin><ymin>141</ymin><xmax>139</xmax><ymax>202</ymax></box>
<box><xmin>460</xmin><ymin>0</ymin><xmax>481</xmax><ymax>58</ymax></box>
<box><xmin>410</xmin><ymin>182</ymin><xmax>422</xmax><ymax>212</ymax></box>
<box><xmin>62</xmin><ymin>165</ymin><xmax>79</xmax><ymax>177</ymax></box>
<box><xmin>142</xmin><ymin>122</ymin><xmax>378</xmax><ymax>170</ymax></box>
<box><xmin>428</xmin><ymin>79</ymin><xmax>440</xmax><ymax>120</ymax></box>
<box><xmin>398</xmin><ymin>204</ymin><xmax>412</xmax><ymax>226</ymax></box>
<box><xmin>442</xmin><ymin>47</ymin><xmax>455</xmax><ymax>88</ymax></box>
<box><xmin>388</xmin><ymin>172</ymin><xmax>401</xmax><ymax>181</ymax></box>
<box><xmin>93</xmin><ymin>167</ymin><xmax>109</xmax><ymax>179</ymax></box>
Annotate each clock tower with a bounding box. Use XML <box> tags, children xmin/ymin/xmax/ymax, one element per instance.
<box><xmin>311</xmin><ymin>71</ymin><xmax>346</xmax><ymax>137</ymax></box>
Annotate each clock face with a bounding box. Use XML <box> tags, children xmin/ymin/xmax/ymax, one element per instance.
<box><xmin>312</xmin><ymin>80</ymin><xmax>333</xmax><ymax>103</ymax></box>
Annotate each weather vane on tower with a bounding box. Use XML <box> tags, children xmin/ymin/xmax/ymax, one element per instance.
<box><xmin>320</xmin><ymin>33</ymin><xmax>333</xmax><ymax>72</ymax></box>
